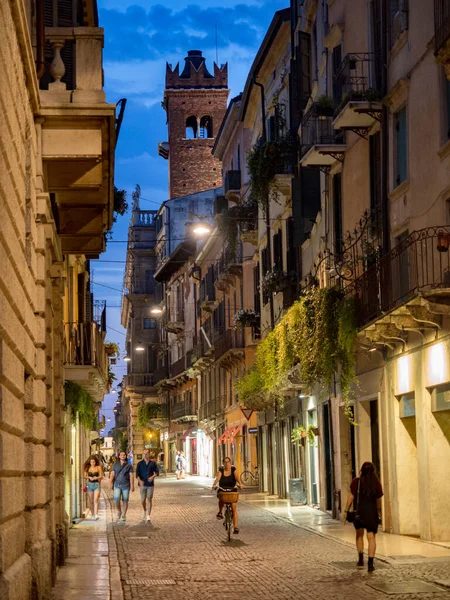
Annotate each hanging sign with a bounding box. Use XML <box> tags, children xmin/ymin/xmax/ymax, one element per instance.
<box><xmin>241</xmin><ymin>408</ymin><xmax>254</xmax><ymax>421</ymax></box>
<box><xmin>248</xmin><ymin>427</ymin><xmax>258</xmax><ymax>434</ymax></box>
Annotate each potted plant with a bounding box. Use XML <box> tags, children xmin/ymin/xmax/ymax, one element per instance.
<box><xmin>234</xmin><ymin>309</ymin><xmax>260</xmax><ymax>328</ymax></box>
<box><xmin>315</xmin><ymin>95</ymin><xmax>335</xmax><ymax>117</ymax></box>
<box><xmin>104</xmin><ymin>341</ymin><xmax>120</xmax><ymax>357</ymax></box>
<box><xmin>291</xmin><ymin>424</ymin><xmax>318</xmax><ymax>446</ymax></box>
<box><xmin>261</xmin><ymin>270</ymin><xmax>292</xmax><ymax>295</ymax></box>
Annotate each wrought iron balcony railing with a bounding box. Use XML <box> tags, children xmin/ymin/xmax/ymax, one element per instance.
<box><xmin>153</xmin><ymin>365</ymin><xmax>169</xmax><ymax>383</ymax></box>
<box><xmin>333</xmin><ymin>53</ymin><xmax>380</xmax><ymax>105</ymax></box>
<box><xmin>348</xmin><ymin>226</ymin><xmax>450</xmax><ymax>327</ymax></box>
<box><xmin>170</xmin><ymin>356</ymin><xmax>186</xmax><ymax>378</ymax></box>
<box><xmin>63</xmin><ymin>321</ymin><xmax>108</xmax><ymax>377</ymax></box>
<box><xmin>214</xmin><ymin>328</ymin><xmax>245</xmax><ymax>360</ymax></box>
<box><xmin>435</xmin><ymin>0</ymin><xmax>450</xmax><ymax>54</ymax></box>
<box><xmin>171</xmin><ymin>400</ymin><xmax>196</xmax><ymax>420</ymax></box>
<box><xmin>300</xmin><ymin>104</ymin><xmax>345</xmax><ymax>157</ymax></box>
<box><xmin>199</xmin><ymin>395</ymin><xmax>226</xmax><ymax>421</ymax></box>
<box><xmin>224</xmin><ymin>170</ymin><xmax>242</xmax><ymax>195</ymax></box>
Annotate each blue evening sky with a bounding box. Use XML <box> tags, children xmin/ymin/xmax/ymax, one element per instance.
<box><xmin>94</xmin><ymin>0</ymin><xmax>287</xmax><ymax>431</ymax></box>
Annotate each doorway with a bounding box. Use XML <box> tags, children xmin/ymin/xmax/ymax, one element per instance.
<box><xmin>323</xmin><ymin>403</ymin><xmax>333</xmax><ymax>511</ymax></box>
<box><xmin>307</xmin><ymin>409</ymin><xmax>320</xmax><ymax>506</ymax></box>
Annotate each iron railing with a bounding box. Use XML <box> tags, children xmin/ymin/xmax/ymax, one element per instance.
<box><xmin>200</xmin><ymin>279</ymin><xmax>216</xmax><ymax>302</ymax></box>
<box><xmin>126</xmin><ymin>373</ymin><xmax>154</xmax><ymax>387</ymax></box>
<box><xmin>300</xmin><ymin>104</ymin><xmax>345</xmax><ymax>157</ymax></box>
<box><xmin>333</xmin><ymin>53</ymin><xmax>380</xmax><ymax>105</ymax></box>
<box><xmin>153</xmin><ymin>365</ymin><xmax>169</xmax><ymax>383</ymax></box>
<box><xmin>347</xmin><ymin>227</ymin><xmax>450</xmax><ymax>327</ymax></box>
<box><xmin>224</xmin><ymin>170</ymin><xmax>242</xmax><ymax>195</ymax></box>
<box><xmin>170</xmin><ymin>356</ymin><xmax>186</xmax><ymax>378</ymax></box>
<box><xmin>214</xmin><ymin>328</ymin><xmax>245</xmax><ymax>360</ymax></box>
<box><xmin>435</xmin><ymin>0</ymin><xmax>450</xmax><ymax>54</ymax></box>
<box><xmin>215</xmin><ymin>244</ymin><xmax>243</xmax><ymax>279</ymax></box>
<box><xmin>63</xmin><ymin>322</ymin><xmax>108</xmax><ymax>376</ymax></box>
<box><xmin>172</xmin><ymin>400</ymin><xmax>196</xmax><ymax>420</ymax></box>
<box><xmin>199</xmin><ymin>395</ymin><xmax>226</xmax><ymax>421</ymax></box>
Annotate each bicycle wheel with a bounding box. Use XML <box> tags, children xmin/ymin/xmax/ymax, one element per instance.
<box><xmin>241</xmin><ymin>470</ymin><xmax>253</xmax><ymax>486</ymax></box>
<box><xmin>225</xmin><ymin>506</ymin><xmax>232</xmax><ymax>542</ymax></box>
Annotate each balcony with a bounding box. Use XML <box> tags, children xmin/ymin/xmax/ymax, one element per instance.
<box><xmin>214</xmin><ymin>329</ymin><xmax>245</xmax><ymax>366</ymax></box>
<box><xmin>224</xmin><ymin>170</ymin><xmax>242</xmax><ymax>201</ymax></box>
<box><xmin>348</xmin><ymin>227</ymin><xmax>450</xmax><ymax>344</ymax></box>
<box><xmin>164</xmin><ymin>309</ymin><xmax>185</xmax><ymax>335</ymax></box>
<box><xmin>171</xmin><ymin>400</ymin><xmax>197</xmax><ymax>423</ymax></box>
<box><xmin>199</xmin><ymin>395</ymin><xmax>226</xmax><ymax>422</ymax></box>
<box><xmin>435</xmin><ymin>0</ymin><xmax>450</xmax><ymax>73</ymax></box>
<box><xmin>63</xmin><ymin>322</ymin><xmax>109</xmax><ymax>400</ymax></box>
<box><xmin>153</xmin><ymin>365</ymin><xmax>169</xmax><ymax>384</ymax></box>
<box><xmin>170</xmin><ymin>356</ymin><xmax>186</xmax><ymax>379</ymax></box>
<box><xmin>40</xmin><ymin>27</ymin><xmax>115</xmax><ymax>258</ymax></box>
<box><xmin>199</xmin><ymin>280</ymin><xmax>217</xmax><ymax>312</ymax></box>
<box><xmin>126</xmin><ymin>373</ymin><xmax>155</xmax><ymax>388</ymax></box>
<box><xmin>300</xmin><ymin>105</ymin><xmax>346</xmax><ymax>169</ymax></box>
<box><xmin>333</xmin><ymin>54</ymin><xmax>383</xmax><ymax>136</ymax></box>
<box><xmin>191</xmin><ymin>331</ymin><xmax>215</xmax><ymax>368</ymax></box>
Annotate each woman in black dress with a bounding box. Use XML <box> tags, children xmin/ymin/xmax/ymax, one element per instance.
<box><xmin>344</xmin><ymin>462</ymin><xmax>383</xmax><ymax>572</ymax></box>
<box><xmin>212</xmin><ymin>457</ymin><xmax>244</xmax><ymax>534</ymax></box>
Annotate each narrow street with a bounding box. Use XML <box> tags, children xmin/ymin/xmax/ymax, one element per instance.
<box><xmin>52</xmin><ymin>479</ymin><xmax>450</xmax><ymax>600</ymax></box>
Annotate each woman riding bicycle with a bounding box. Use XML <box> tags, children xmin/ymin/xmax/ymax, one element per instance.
<box><xmin>212</xmin><ymin>457</ymin><xmax>244</xmax><ymax>534</ymax></box>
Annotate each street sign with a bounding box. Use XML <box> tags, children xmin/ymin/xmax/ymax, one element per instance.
<box><xmin>248</xmin><ymin>427</ymin><xmax>258</xmax><ymax>433</ymax></box>
<box><xmin>241</xmin><ymin>408</ymin><xmax>254</xmax><ymax>420</ymax></box>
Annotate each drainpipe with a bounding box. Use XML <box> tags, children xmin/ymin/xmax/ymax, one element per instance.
<box><xmin>253</xmin><ymin>76</ymin><xmax>274</xmax><ymax>331</ymax></box>
<box><xmin>35</xmin><ymin>0</ymin><xmax>46</xmax><ymax>79</ymax></box>
<box><xmin>381</xmin><ymin>0</ymin><xmax>390</xmax><ymax>255</ymax></box>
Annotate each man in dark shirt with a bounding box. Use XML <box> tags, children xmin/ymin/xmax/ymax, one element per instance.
<box><xmin>136</xmin><ymin>449</ymin><xmax>159</xmax><ymax>523</ymax></box>
<box><xmin>110</xmin><ymin>451</ymin><xmax>134</xmax><ymax>522</ymax></box>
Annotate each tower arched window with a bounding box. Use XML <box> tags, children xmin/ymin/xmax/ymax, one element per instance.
<box><xmin>199</xmin><ymin>115</ymin><xmax>213</xmax><ymax>138</ymax></box>
<box><xmin>185</xmin><ymin>116</ymin><xmax>198</xmax><ymax>138</ymax></box>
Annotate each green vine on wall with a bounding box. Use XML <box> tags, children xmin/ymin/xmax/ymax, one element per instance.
<box><xmin>217</xmin><ymin>201</ymin><xmax>258</xmax><ymax>257</ymax></box>
<box><xmin>137</xmin><ymin>403</ymin><xmax>168</xmax><ymax>427</ymax></box>
<box><xmin>235</xmin><ymin>286</ymin><xmax>358</xmax><ymax>423</ymax></box>
<box><xmin>64</xmin><ymin>381</ymin><xmax>97</xmax><ymax>430</ymax></box>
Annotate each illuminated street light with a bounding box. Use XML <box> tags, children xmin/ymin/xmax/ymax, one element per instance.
<box><xmin>192</xmin><ymin>221</ymin><xmax>212</xmax><ymax>236</ymax></box>
<box><xmin>124</xmin><ymin>356</ymin><xmax>131</xmax><ymax>362</ymax></box>
<box><xmin>111</xmin><ymin>389</ymin><xmax>117</xmax><ymax>394</ymax></box>
<box><xmin>150</xmin><ymin>306</ymin><xmax>163</xmax><ymax>315</ymax></box>
<box><xmin>135</xmin><ymin>343</ymin><xmax>145</xmax><ymax>352</ymax></box>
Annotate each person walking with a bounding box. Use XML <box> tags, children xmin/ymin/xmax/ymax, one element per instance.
<box><xmin>136</xmin><ymin>449</ymin><xmax>159</xmax><ymax>523</ymax></box>
<box><xmin>344</xmin><ymin>461</ymin><xmax>383</xmax><ymax>572</ymax></box>
<box><xmin>83</xmin><ymin>455</ymin><xmax>103</xmax><ymax>520</ymax></box>
<box><xmin>110</xmin><ymin>450</ymin><xmax>134</xmax><ymax>522</ymax></box>
<box><xmin>175</xmin><ymin>450</ymin><xmax>182</xmax><ymax>480</ymax></box>
<box><xmin>179</xmin><ymin>452</ymin><xmax>186</xmax><ymax>479</ymax></box>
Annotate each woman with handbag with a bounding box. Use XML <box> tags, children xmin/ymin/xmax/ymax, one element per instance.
<box><xmin>344</xmin><ymin>461</ymin><xmax>383</xmax><ymax>572</ymax></box>
<box><xmin>84</xmin><ymin>455</ymin><xmax>103</xmax><ymax>521</ymax></box>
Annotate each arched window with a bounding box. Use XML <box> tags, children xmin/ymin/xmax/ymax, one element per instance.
<box><xmin>199</xmin><ymin>115</ymin><xmax>213</xmax><ymax>138</ymax></box>
<box><xmin>185</xmin><ymin>116</ymin><xmax>198</xmax><ymax>139</ymax></box>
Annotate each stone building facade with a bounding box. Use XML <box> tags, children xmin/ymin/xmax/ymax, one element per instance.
<box><xmin>158</xmin><ymin>50</ymin><xmax>229</xmax><ymax>198</ymax></box>
<box><xmin>0</xmin><ymin>1</ymin><xmax>114</xmax><ymax>598</ymax></box>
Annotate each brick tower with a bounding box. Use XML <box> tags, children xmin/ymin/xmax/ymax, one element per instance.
<box><xmin>159</xmin><ymin>50</ymin><xmax>229</xmax><ymax>199</ymax></box>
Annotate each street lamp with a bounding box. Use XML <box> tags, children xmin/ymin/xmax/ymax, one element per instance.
<box><xmin>135</xmin><ymin>343</ymin><xmax>145</xmax><ymax>352</ymax></box>
<box><xmin>111</xmin><ymin>389</ymin><xmax>117</xmax><ymax>394</ymax></box>
<box><xmin>124</xmin><ymin>356</ymin><xmax>131</xmax><ymax>362</ymax></box>
<box><xmin>150</xmin><ymin>306</ymin><xmax>163</xmax><ymax>315</ymax></box>
<box><xmin>192</xmin><ymin>221</ymin><xmax>212</xmax><ymax>236</ymax></box>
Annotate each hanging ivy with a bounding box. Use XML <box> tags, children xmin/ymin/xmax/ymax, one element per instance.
<box><xmin>217</xmin><ymin>201</ymin><xmax>258</xmax><ymax>257</ymax></box>
<box><xmin>64</xmin><ymin>381</ymin><xmax>97</xmax><ymax>430</ymax></box>
<box><xmin>137</xmin><ymin>403</ymin><xmax>168</xmax><ymax>427</ymax></box>
<box><xmin>235</xmin><ymin>286</ymin><xmax>358</xmax><ymax>423</ymax></box>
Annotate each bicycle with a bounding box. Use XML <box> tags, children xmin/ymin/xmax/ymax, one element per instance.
<box><xmin>216</xmin><ymin>486</ymin><xmax>239</xmax><ymax>542</ymax></box>
<box><xmin>241</xmin><ymin>462</ymin><xmax>259</xmax><ymax>487</ymax></box>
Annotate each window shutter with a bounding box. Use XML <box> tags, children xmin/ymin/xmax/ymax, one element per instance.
<box><xmin>291</xmin><ymin>168</ymin><xmax>321</xmax><ymax>247</ymax></box>
<box><xmin>299</xmin><ymin>32</ymin><xmax>312</xmax><ymax>104</ymax></box>
<box><xmin>333</xmin><ymin>173</ymin><xmax>343</xmax><ymax>255</ymax></box>
<box><xmin>396</xmin><ymin>107</ymin><xmax>407</xmax><ymax>186</ymax></box>
<box><xmin>267</xmin><ymin>115</ymin><xmax>276</xmax><ymax>142</ymax></box>
<box><xmin>446</xmin><ymin>79</ymin><xmax>450</xmax><ymax>139</ymax></box>
<box><xmin>370</xmin><ymin>132</ymin><xmax>382</xmax><ymax>212</ymax></box>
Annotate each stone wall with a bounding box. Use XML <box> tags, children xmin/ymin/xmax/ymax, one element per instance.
<box><xmin>0</xmin><ymin>2</ymin><xmax>66</xmax><ymax>598</ymax></box>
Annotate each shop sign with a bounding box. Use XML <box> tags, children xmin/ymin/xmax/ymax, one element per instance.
<box><xmin>248</xmin><ymin>427</ymin><xmax>258</xmax><ymax>433</ymax></box>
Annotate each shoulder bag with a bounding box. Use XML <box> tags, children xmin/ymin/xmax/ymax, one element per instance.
<box><xmin>346</xmin><ymin>478</ymin><xmax>360</xmax><ymax>523</ymax></box>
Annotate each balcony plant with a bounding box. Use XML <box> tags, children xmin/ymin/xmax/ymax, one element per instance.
<box><xmin>337</xmin><ymin>88</ymin><xmax>383</xmax><ymax>115</ymax></box>
<box><xmin>137</xmin><ymin>402</ymin><xmax>168</xmax><ymax>426</ymax></box>
<box><xmin>234</xmin><ymin>309</ymin><xmax>260</xmax><ymax>328</ymax></box>
<box><xmin>104</xmin><ymin>341</ymin><xmax>120</xmax><ymax>357</ymax></box>
<box><xmin>235</xmin><ymin>285</ymin><xmax>358</xmax><ymax>424</ymax></box>
<box><xmin>217</xmin><ymin>201</ymin><xmax>258</xmax><ymax>256</ymax></box>
<box><xmin>291</xmin><ymin>424</ymin><xmax>318</xmax><ymax>446</ymax></box>
<box><xmin>261</xmin><ymin>270</ymin><xmax>293</xmax><ymax>295</ymax></box>
<box><xmin>315</xmin><ymin>95</ymin><xmax>336</xmax><ymax>116</ymax></box>
<box><xmin>64</xmin><ymin>380</ymin><xmax>96</xmax><ymax>430</ymax></box>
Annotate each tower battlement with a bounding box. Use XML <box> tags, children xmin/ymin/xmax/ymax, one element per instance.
<box><xmin>166</xmin><ymin>50</ymin><xmax>228</xmax><ymax>89</ymax></box>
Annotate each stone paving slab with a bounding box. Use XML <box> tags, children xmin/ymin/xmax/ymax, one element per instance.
<box><xmin>103</xmin><ymin>479</ymin><xmax>450</xmax><ymax>600</ymax></box>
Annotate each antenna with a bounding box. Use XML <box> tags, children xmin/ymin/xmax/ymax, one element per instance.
<box><xmin>215</xmin><ymin>22</ymin><xmax>219</xmax><ymax>64</ymax></box>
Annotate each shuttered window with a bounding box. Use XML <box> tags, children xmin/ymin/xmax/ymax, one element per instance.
<box><xmin>446</xmin><ymin>79</ymin><xmax>450</xmax><ymax>140</ymax></box>
<box><xmin>395</xmin><ymin>107</ymin><xmax>408</xmax><ymax>186</ymax></box>
<box><xmin>369</xmin><ymin>132</ymin><xmax>382</xmax><ymax>212</ymax></box>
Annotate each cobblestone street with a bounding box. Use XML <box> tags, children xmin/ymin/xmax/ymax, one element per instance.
<box><xmin>102</xmin><ymin>479</ymin><xmax>450</xmax><ymax>600</ymax></box>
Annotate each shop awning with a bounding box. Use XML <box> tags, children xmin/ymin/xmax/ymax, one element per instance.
<box><xmin>180</xmin><ymin>424</ymin><xmax>198</xmax><ymax>441</ymax></box>
<box><xmin>218</xmin><ymin>425</ymin><xmax>242</xmax><ymax>445</ymax></box>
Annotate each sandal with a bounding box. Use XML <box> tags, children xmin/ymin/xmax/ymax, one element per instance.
<box><xmin>233</xmin><ymin>528</ymin><xmax>239</xmax><ymax>534</ymax></box>
<box><xmin>216</xmin><ymin>512</ymin><xmax>223</xmax><ymax>520</ymax></box>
